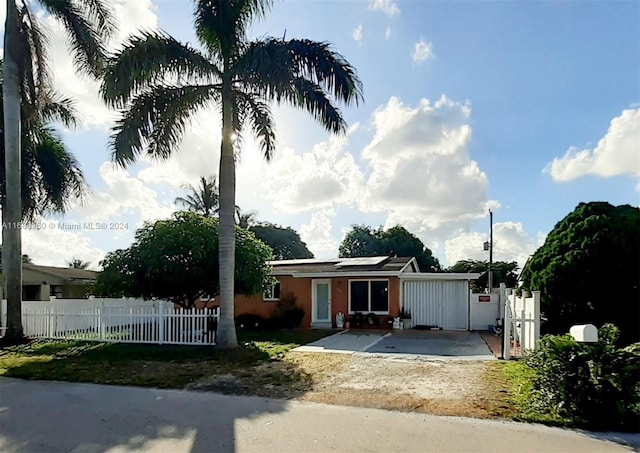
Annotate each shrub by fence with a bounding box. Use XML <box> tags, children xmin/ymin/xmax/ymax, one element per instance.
<box><xmin>523</xmin><ymin>324</ymin><xmax>640</xmax><ymax>431</ymax></box>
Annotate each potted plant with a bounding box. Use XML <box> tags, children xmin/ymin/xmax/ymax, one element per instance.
<box><xmin>399</xmin><ymin>307</ymin><xmax>412</xmax><ymax>329</ymax></box>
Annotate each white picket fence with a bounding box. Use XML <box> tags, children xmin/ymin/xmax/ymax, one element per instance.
<box><xmin>502</xmin><ymin>289</ymin><xmax>540</xmax><ymax>359</ymax></box>
<box><xmin>0</xmin><ymin>298</ymin><xmax>219</xmax><ymax>345</ymax></box>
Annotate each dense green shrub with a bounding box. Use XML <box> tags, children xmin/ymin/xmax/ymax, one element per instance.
<box><xmin>269</xmin><ymin>293</ymin><xmax>305</xmax><ymax>329</ymax></box>
<box><xmin>524</xmin><ymin>324</ymin><xmax>640</xmax><ymax>431</ymax></box>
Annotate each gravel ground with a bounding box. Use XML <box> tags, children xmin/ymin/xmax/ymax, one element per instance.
<box><xmin>189</xmin><ymin>351</ymin><xmax>512</xmax><ymax>419</ymax></box>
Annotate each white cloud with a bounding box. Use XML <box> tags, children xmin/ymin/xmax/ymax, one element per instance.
<box><xmin>352</xmin><ymin>24</ymin><xmax>363</xmax><ymax>44</ymax></box>
<box><xmin>412</xmin><ymin>39</ymin><xmax>434</xmax><ymax>63</ymax></box>
<box><xmin>260</xmin><ymin>125</ymin><xmax>364</xmax><ymax>214</ymax></box>
<box><xmin>20</xmin><ymin>217</ymin><xmax>106</xmax><ymax>269</ymax></box>
<box><xmin>299</xmin><ymin>209</ymin><xmax>338</xmax><ymax>257</ymax></box>
<box><xmin>360</xmin><ymin>96</ymin><xmax>498</xmax><ymax>242</ymax></box>
<box><xmin>444</xmin><ymin>221</ymin><xmax>539</xmax><ymax>269</ymax></box>
<box><xmin>77</xmin><ymin>162</ymin><xmax>174</xmax><ymax>224</ymax></box>
<box><xmin>368</xmin><ymin>0</ymin><xmax>400</xmax><ymax>16</ymax></box>
<box><xmin>385</xmin><ymin>27</ymin><xmax>392</xmax><ymax>40</ymax></box>
<box><xmin>546</xmin><ymin>108</ymin><xmax>640</xmax><ymax>182</ymax></box>
<box><xmin>42</xmin><ymin>0</ymin><xmax>159</xmax><ymax>128</ymax></box>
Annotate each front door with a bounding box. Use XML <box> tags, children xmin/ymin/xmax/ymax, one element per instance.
<box><xmin>312</xmin><ymin>279</ymin><xmax>332</xmax><ymax>325</ymax></box>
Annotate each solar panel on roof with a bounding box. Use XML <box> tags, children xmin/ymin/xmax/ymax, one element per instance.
<box><xmin>335</xmin><ymin>256</ymin><xmax>388</xmax><ymax>267</ymax></box>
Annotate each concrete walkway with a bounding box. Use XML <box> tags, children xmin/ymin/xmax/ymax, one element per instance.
<box><xmin>293</xmin><ymin>330</ymin><xmax>496</xmax><ymax>360</ymax></box>
<box><xmin>1</xmin><ymin>378</ymin><xmax>637</xmax><ymax>452</ymax></box>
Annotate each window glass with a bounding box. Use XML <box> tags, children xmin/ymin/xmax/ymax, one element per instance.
<box><xmin>371</xmin><ymin>281</ymin><xmax>389</xmax><ymax>312</ymax></box>
<box><xmin>350</xmin><ymin>281</ymin><xmax>369</xmax><ymax>312</ymax></box>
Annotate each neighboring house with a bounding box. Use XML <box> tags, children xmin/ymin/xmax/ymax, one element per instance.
<box><xmin>0</xmin><ymin>264</ymin><xmax>98</xmax><ymax>301</ymax></box>
<box><xmin>229</xmin><ymin>256</ymin><xmax>482</xmax><ymax>330</ymax></box>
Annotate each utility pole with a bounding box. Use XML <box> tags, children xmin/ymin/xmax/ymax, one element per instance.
<box><xmin>488</xmin><ymin>209</ymin><xmax>493</xmax><ymax>294</ymax></box>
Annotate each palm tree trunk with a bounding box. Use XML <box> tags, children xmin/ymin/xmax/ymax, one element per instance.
<box><xmin>2</xmin><ymin>0</ymin><xmax>24</xmax><ymax>342</ymax></box>
<box><xmin>215</xmin><ymin>80</ymin><xmax>238</xmax><ymax>348</ymax></box>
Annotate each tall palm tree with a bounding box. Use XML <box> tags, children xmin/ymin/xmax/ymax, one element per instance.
<box><xmin>101</xmin><ymin>0</ymin><xmax>363</xmax><ymax>348</ymax></box>
<box><xmin>2</xmin><ymin>0</ymin><xmax>114</xmax><ymax>342</ymax></box>
<box><xmin>174</xmin><ymin>175</ymin><xmax>220</xmax><ymax>216</ymax></box>
<box><xmin>236</xmin><ymin>208</ymin><xmax>257</xmax><ymax>229</ymax></box>
<box><xmin>67</xmin><ymin>258</ymin><xmax>91</xmax><ymax>269</ymax></box>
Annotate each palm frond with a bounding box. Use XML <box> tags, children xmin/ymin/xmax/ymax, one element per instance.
<box><xmin>175</xmin><ymin>175</ymin><xmax>220</xmax><ymax>216</ymax></box>
<box><xmin>236</xmin><ymin>92</ymin><xmax>276</xmax><ymax>160</ymax></box>
<box><xmin>101</xmin><ymin>32</ymin><xmax>222</xmax><ymax>109</ymax></box>
<box><xmin>20</xmin><ymin>126</ymin><xmax>86</xmax><ymax>217</ymax></box>
<box><xmin>40</xmin><ymin>91</ymin><xmax>81</xmax><ymax>129</ymax></box>
<box><xmin>110</xmin><ymin>84</ymin><xmax>221</xmax><ymax>166</ymax></box>
<box><xmin>194</xmin><ymin>0</ymin><xmax>273</xmax><ymax>59</ymax></box>
<box><xmin>75</xmin><ymin>0</ymin><xmax>117</xmax><ymax>38</ymax></box>
<box><xmin>41</xmin><ymin>0</ymin><xmax>110</xmax><ymax>77</ymax></box>
<box><xmin>236</xmin><ymin>38</ymin><xmax>363</xmax><ymax>107</ymax></box>
<box><xmin>17</xmin><ymin>4</ymin><xmax>50</xmax><ymax>116</ymax></box>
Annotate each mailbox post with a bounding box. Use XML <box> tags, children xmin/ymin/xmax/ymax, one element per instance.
<box><xmin>569</xmin><ymin>324</ymin><xmax>598</xmax><ymax>343</ymax></box>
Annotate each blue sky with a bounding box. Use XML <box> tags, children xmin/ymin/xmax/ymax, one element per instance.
<box><xmin>2</xmin><ymin>0</ymin><xmax>639</xmax><ymax>269</ymax></box>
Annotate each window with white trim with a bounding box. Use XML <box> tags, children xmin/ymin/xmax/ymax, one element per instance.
<box><xmin>349</xmin><ymin>280</ymin><xmax>389</xmax><ymax>314</ymax></box>
<box><xmin>263</xmin><ymin>282</ymin><xmax>281</xmax><ymax>301</ymax></box>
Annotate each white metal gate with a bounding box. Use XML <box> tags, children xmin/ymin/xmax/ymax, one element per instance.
<box><xmin>402</xmin><ymin>280</ymin><xmax>469</xmax><ymax>330</ymax></box>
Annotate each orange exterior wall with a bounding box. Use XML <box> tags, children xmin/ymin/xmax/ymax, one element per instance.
<box><xmin>224</xmin><ymin>275</ymin><xmax>401</xmax><ymax>328</ymax></box>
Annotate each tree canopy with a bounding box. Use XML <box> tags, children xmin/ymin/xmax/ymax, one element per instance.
<box><xmin>520</xmin><ymin>202</ymin><xmax>640</xmax><ymax>344</ymax></box>
<box><xmin>250</xmin><ymin>223</ymin><xmax>314</xmax><ymax>260</ymax></box>
<box><xmin>339</xmin><ymin>225</ymin><xmax>441</xmax><ymax>272</ymax></box>
<box><xmin>95</xmin><ymin>212</ymin><xmax>273</xmax><ymax>308</ymax></box>
<box><xmin>446</xmin><ymin>259</ymin><xmax>518</xmax><ymax>292</ymax></box>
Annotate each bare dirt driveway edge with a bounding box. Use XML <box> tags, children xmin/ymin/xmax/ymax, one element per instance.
<box><xmin>1</xmin><ymin>377</ymin><xmax>637</xmax><ymax>453</ymax></box>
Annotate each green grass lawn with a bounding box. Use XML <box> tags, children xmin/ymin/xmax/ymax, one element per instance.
<box><xmin>499</xmin><ymin>360</ymin><xmax>573</xmax><ymax>428</ymax></box>
<box><xmin>0</xmin><ymin>328</ymin><xmax>334</xmax><ymax>390</ymax></box>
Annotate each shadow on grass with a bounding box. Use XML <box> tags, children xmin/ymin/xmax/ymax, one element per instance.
<box><xmin>0</xmin><ymin>328</ymin><xmax>336</xmax><ymax>397</ymax></box>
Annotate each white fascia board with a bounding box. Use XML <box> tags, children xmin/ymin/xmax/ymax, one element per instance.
<box><xmin>398</xmin><ymin>257</ymin><xmax>419</xmax><ymax>274</ymax></box>
<box><xmin>399</xmin><ymin>273</ymin><xmax>482</xmax><ymax>280</ymax></box>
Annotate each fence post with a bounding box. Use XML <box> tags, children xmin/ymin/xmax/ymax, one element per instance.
<box><xmin>99</xmin><ymin>300</ymin><xmax>105</xmax><ymax>341</ymax></box>
<box><xmin>520</xmin><ymin>308</ymin><xmax>526</xmax><ymax>352</ymax></box>
<box><xmin>532</xmin><ymin>291</ymin><xmax>541</xmax><ymax>349</ymax></box>
<box><xmin>503</xmin><ymin>302</ymin><xmax>511</xmax><ymax>360</ymax></box>
<box><xmin>158</xmin><ymin>301</ymin><xmax>165</xmax><ymax>344</ymax></box>
<box><xmin>48</xmin><ymin>297</ymin><xmax>54</xmax><ymax>338</ymax></box>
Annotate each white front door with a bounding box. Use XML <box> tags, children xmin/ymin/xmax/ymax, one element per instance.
<box><xmin>312</xmin><ymin>279</ymin><xmax>332</xmax><ymax>324</ymax></box>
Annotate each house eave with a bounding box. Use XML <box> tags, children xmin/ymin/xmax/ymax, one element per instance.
<box><xmin>271</xmin><ymin>271</ymin><xmax>402</xmax><ymax>278</ymax></box>
<box><xmin>399</xmin><ymin>273</ymin><xmax>482</xmax><ymax>280</ymax></box>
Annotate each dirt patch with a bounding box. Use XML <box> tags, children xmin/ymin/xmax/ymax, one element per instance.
<box><xmin>189</xmin><ymin>352</ymin><xmax>513</xmax><ymax>419</ymax></box>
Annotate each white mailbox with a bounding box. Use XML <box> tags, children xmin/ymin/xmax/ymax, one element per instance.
<box><xmin>570</xmin><ymin>324</ymin><xmax>598</xmax><ymax>343</ymax></box>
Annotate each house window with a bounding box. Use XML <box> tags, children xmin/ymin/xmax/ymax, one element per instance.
<box><xmin>263</xmin><ymin>282</ymin><xmax>281</xmax><ymax>301</ymax></box>
<box><xmin>349</xmin><ymin>280</ymin><xmax>389</xmax><ymax>314</ymax></box>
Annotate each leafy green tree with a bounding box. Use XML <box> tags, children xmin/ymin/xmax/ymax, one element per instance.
<box><xmin>101</xmin><ymin>0</ymin><xmax>362</xmax><ymax>347</ymax></box>
<box><xmin>339</xmin><ymin>225</ymin><xmax>441</xmax><ymax>272</ymax></box>
<box><xmin>2</xmin><ymin>0</ymin><xmax>113</xmax><ymax>342</ymax></box>
<box><xmin>447</xmin><ymin>259</ymin><xmax>518</xmax><ymax>292</ymax></box>
<box><xmin>174</xmin><ymin>176</ymin><xmax>219</xmax><ymax>216</ymax></box>
<box><xmin>250</xmin><ymin>223</ymin><xmax>313</xmax><ymax>260</ymax></box>
<box><xmin>95</xmin><ymin>212</ymin><xmax>273</xmax><ymax>308</ymax></box>
<box><xmin>521</xmin><ymin>202</ymin><xmax>640</xmax><ymax>344</ymax></box>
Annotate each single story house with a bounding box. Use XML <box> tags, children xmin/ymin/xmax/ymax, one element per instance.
<box><xmin>0</xmin><ymin>264</ymin><xmax>98</xmax><ymax>301</ymax></box>
<box><xmin>229</xmin><ymin>256</ymin><xmax>483</xmax><ymax>330</ymax></box>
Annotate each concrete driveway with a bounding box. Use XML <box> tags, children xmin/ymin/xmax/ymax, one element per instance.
<box><xmin>293</xmin><ymin>329</ymin><xmax>495</xmax><ymax>360</ymax></box>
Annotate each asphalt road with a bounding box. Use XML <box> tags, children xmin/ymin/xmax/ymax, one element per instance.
<box><xmin>0</xmin><ymin>377</ymin><xmax>637</xmax><ymax>453</ymax></box>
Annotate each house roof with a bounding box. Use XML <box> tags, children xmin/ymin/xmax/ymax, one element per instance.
<box><xmin>269</xmin><ymin>256</ymin><xmax>418</xmax><ymax>277</ymax></box>
<box><xmin>22</xmin><ymin>264</ymin><xmax>99</xmax><ymax>282</ymax></box>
